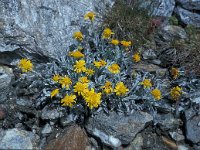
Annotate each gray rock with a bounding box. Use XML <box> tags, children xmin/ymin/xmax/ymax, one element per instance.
<box><xmin>0</xmin><ymin>66</ymin><xmax>13</xmax><ymax>103</ymax></box>
<box><xmin>41</xmin><ymin>123</ymin><xmax>52</xmax><ymax>135</ymax></box>
<box><xmin>86</xmin><ymin>111</ymin><xmax>153</xmax><ymax>145</ymax></box>
<box><xmin>41</xmin><ymin>105</ymin><xmax>65</xmax><ymax>120</ymax></box>
<box><xmin>175</xmin><ymin>6</ymin><xmax>200</xmax><ymax>27</ymax></box>
<box><xmin>169</xmin><ymin>130</ymin><xmax>185</xmax><ymax>142</ymax></box>
<box><xmin>16</xmin><ymin>98</ymin><xmax>33</xmax><ymax>107</ymax></box>
<box><xmin>176</xmin><ymin>0</ymin><xmax>200</xmax><ymax>10</ymax></box>
<box><xmin>185</xmin><ymin>108</ymin><xmax>200</xmax><ymax>143</ymax></box>
<box><xmin>140</xmin><ymin>0</ymin><xmax>175</xmax><ymax>17</ymax></box>
<box><xmin>0</xmin><ymin>0</ymin><xmax>114</xmax><ymax>64</ymax></box>
<box><xmin>60</xmin><ymin>114</ymin><xmax>76</xmax><ymax>127</ymax></box>
<box><xmin>0</xmin><ymin>128</ymin><xmax>39</xmax><ymax>149</ymax></box>
<box><xmin>124</xmin><ymin>133</ymin><xmax>143</xmax><ymax>150</ymax></box>
<box><xmin>142</xmin><ymin>49</ymin><xmax>157</xmax><ymax>60</ymax></box>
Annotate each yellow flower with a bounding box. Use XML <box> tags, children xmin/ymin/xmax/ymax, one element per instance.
<box><xmin>114</xmin><ymin>82</ymin><xmax>129</xmax><ymax>96</ymax></box>
<box><xmin>102</xmin><ymin>28</ymin><xmax>114</xmax><ymax>39</ymax></box>
<box><xmin>73</xmin><ymin>82</ymin><xmax>89</xmax><ymax>96</ymax></box>
<box><xmin>69</xmin><ymin>50</ymin><xmax>84</xmax><ymax>59</ymax></box>
<box><xmin>140</xmin><ymin>79</ymin><xmax>152</xmax><ymax>89</ymax></box>
<box><xmin>133</xmin><ymin>53</ymin><xmax>141</xmax><ymax>63</ymax></box>
<box><xmin>52</xmin><ymin>74</ymin><xmax>60</xmax><ymax>82</ymax></box>
<box><xmin>84</xmin><ymin>12</ymin><xmax>96</xmax><ymax>21</ymax></box>
<box><xmin>18</xmin><ymin>58</ymin><xmax>33</xmax><ymax>72</ymax></box>
<box><xmin>61</xmin><ymin>94</ymin><xmax>76</xmax><ymax>107</ymax></box>
<box><xmin>101</xmin><ymin>81</ymin><xmax>113</xmax><ymax>94</ymax></box>
<box><xmin>121</xmin><ymin>41</ymin><xmax>132</xmax><ymax>50</ymax></box>
<box><xmin>151</xmin><ymin>89</ymin><xmax>161</xmax><ymax>100</ymax></box>
<box><xmin>50</xmin><ymin>88</ymin><xmax>59</xmax><ymax>98</ymax></box>
<box><xmin>170</xmin><ymin>86</ymin><xmax>182</xmax><ymax>100</ymax></box>
<box><xmin>59</xmin><ymin>76</ymin><xmax>72</xmax><ymax>89</ymax></box>
<box><xmin>73</xmin><ymin>31</ymin><xmax>83</xmax><ymax>41</ymax></box>
<box><xmin>83</xmin><ymin>88</ymin><xmax>101</xmax><ymax>109</ymax></box>
<box><xmin>108</xmin><ymin>63</ymin><xmax>120</xmax><ymax>74</ymax></box>
<box><xmin>74</xmin><ymin>60</ymin><xmax>86</xmax><ymax>73</ymax></box>
<box><xmin>93</xmin><ymin>60</ymin><xmax>107</xmax><ymax>68</ymax></box>
<box><xmin>79</xmin><ymin>76</ymin><xmax>90</xmax><ymax>83</ymax></box>
<box><xmin>110</xmin><ymin>39</ymin><xmax>119</xmax><ymax>45</ymax></box>
<box><xmin>171</xmin><ymin>67</ymin><xmax>179</xmax><ymax>79</ymax></box>
<box><xmin>85</xmin><ymin>69</ymin><xmax>95</xmax><ymax>76</ymax></box>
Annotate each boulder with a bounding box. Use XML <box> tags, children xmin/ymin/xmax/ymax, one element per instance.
<box><xmin>176</xmin><ymin>0</ymin><xmax>200</xmax><ymax>10</ymax></box>
<box><xmin>175</xmin><ymin>6</ymin><xmax>200</xmax><ymax>27</ymax></box>
<box><xmin>0</xmin><ymin>0</ymin><xmax>114</xmax><ymax>65</ymax></box>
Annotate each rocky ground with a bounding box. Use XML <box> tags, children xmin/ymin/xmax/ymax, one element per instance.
<box><xmin>0</xmin><ymin>0</ymin><xmax>200</xmax><ymax>150</ymax></box>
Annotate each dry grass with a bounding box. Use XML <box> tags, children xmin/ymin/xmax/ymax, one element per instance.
<box><xmin>103</xmin><ymin>0</ymin><xmax>152</xmax><ymax>49</ymax></box>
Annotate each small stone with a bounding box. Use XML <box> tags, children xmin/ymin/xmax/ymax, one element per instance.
<box><xmin>0</xmin><ymin>105</ymin><xmax>6</xmax><ymax>120</ymax></box>
<box><xmin>41</xmin><ymin>105</ymin><xmax>65</xmax><ymax>120</ymax></box>
<box><xmin>60</xmin><ymin>114</ymin><xmax>75</xmax><ymax>127</ymax></box>
<box><xmin>142</xmin><ymin>49</ymin><xmax>157</xmax><ymax>60</ymax></box>
<box><xmin>41</xmin><ymin>124</ymin><xmax>52</xmax><ymax>135</ymax></box>
<box><xmin>169</xmin><ymin>130</ymin><xmax>185</xmax><ymax>141</ymax></box>
<box><xmin>124</xmin><ymin>133</ymin><xmax>143</xmax><ymax>150</ymax></box>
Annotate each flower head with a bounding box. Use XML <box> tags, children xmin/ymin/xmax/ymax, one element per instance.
<box><xmin>61</xmin><ymin>94</ymin><xmax>76</xmax><ymax>107</ymax></box>
<box><xmin>84</xmin><ymin>12</ymin><xmax>96</xmax><ymax>21</ymax></box>
<box><xmin>170</xmin><ymin>86</ymin><xmax>182</xmax><ymax>100</ymax></box>
<box><xmin>94</xmin><ymin>60</ymin><xmax>107</xmax><ymax>68</ymax></box>
<box><xmin>85</xmin><ymin>69</ymin><xmax>95</xmax><ymax>76</ymax></box>
<box><xmin>18</xmin><ymin>58</ymin><xmax>33</xmax><ymax>72</ymax></box>
<box><xmin>133</xmin><ymin>53</ymin><xmax>141</xmax><ymax>63</ymax></box>
<box><xmin>52</xmin><ymin>74</ymin><xmax>61</xmax><ymax>82</ymax></box>
<box><xmin>59</xmin><ymin>76</ymin><xmax>72</xmax><ymax>89</ymax></box>
<box><xmin>73</xmin><ymin>31</ymin><xmax>83</xmax><ymax>41</ymax></box>
<box><xmin>73</xmin><ymin>81</ymin><xmax>89</xmax><ymax>96</ymax></box>
<box><xmin>83</xmin><ymin>88</ymin><xmax>101</xmax><ymax>109</ymax></box>
<box><xmin>74</xmin><ymin>60</ymin><xmax>86</xmax><ymax>73</ymax></box>
<box><xmin>171</xmin><ymin>67</ymin><xmax>179</xmax><ymax>79</ymax></box>
<box><xmin>101</xmin><ymin>81</ymin><xmax>113</xmax><ymax>94</ymax></box>
<box><xmin>114</xmin><ymin>82</ymin><xmax>129</xmax><ymax>96</ymax></box>
<box><xmin>121</xmin><ymin>41</ymin><xmax>132</xmax><ymax>50</ymax></box>
<box><xmin>110</xmin><ymin>39</ymin><xmax>119</xmax><ymax>45</ymax></box>
<box><xmin>140</xmin><ymin>79</ymin><xmax>152</xmax><ymax>89</ymax></box>
<box><xmin>151</xmin><ymin>89</ymin><xmax>161</xmax><ymax>100</ymax></box>
<box><xmin>69</xmin><ymin>50</ymin><xmax>84</xmax><ymax>59</ymax></box>
<box><xmin>79</xmin><ymin>76</ymin><xmax>90</xmax><ymax>83</ymax></box>
<box><xmin>102</xmin><ymin>28</ymin><xmax>114</xmax><ymax>39</ymax></box>
<box><xmin>108</xmin><ymin>63</ymin><xmax>120</xmax><ymax>74</ymax></box>
<box><xmin>51</xmin><ymin>88</ymin><xmax>59</xmax><ymax>98</ymax></box>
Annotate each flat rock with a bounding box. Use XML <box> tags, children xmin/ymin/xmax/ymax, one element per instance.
<box><xmin>0</xmin><ymin>128</ymin><xmax>39</xmax><ymax>149</ymax></box>
<box><xmin>175</xmin><ymin>6</ymin><xmax>200</xmax><ymax>27</ymax></box>
<box><xmin>0</xmin><ymin>65</ymin><xmax>13</xmax><ymax>103</ymax></box>
<box><xmin>86</xmin><ymin>111</ymin><xmax>153</xmax><ymax>145</ymax></box>
<box><xmin>185</xmin><ymin>108</ymin><xmax>200</xmax><ymax>143</ymax></box>
<box><xmin>176</xmin><ymin>0</ymin><xmax>200</xmax><ymax>10</ymax></box>
<box><xmin>41</xmin><ymin>105</ymin><xmax>65</xmax><ymax>120</ymax></box>
<box><xmin>45</xmin><ymin>124</ymin><xmax>90</xmax><ymax>150</ymax></box>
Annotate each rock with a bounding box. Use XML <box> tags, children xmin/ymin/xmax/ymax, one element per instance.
<box><xmin>132</xmin><ymin>62</ymin><xmax>167</xmax><ymax>77</ymax></box>
<box><xmin>45</xmin><ymin>124</ymin><xmax>90</xmax><ymax>150</ymax></box>
<box><xmin>41</xmin><ymin>123</ymin><xmax>52</xmax><ymax>135</ymax></box>
<box><xmin>16</xmin><ymin>98</ymin><xmax>33</xmax><ymax>107</ymax></box>
<box><xmin>176</xmin><ymin>0</ymin><xmax>200</xmax><ymax>10</ymax></box>
<box><xmin>140</xmin><ymin>0</ymin><xmax>175</xmax><ymax>17</ymax></box>
<box><xmin>0</xmin><ymin>65</ymin><xmax>13</xmax><ymax>103</ymax></box>
<box><xmin>86</xmin><ymin>111</ymin><xmax>153</xmax><ymax>145</ymax></box>
<box><xmin>0</xmin><ymin>128</ymin><xmax>39</xmax><ymax>149</ymax></box>
<box><xmin>0</xmin><ymin>105</ymin><xmax>6</xmax><ymax>120</ymax></box>
<box><xmin>157</xmin><ymin>25</ymin><xmax>187</xmax><ymax>43</ymax></box>
<box><xmin>124</xmin><ymin>133</ymin><xmax>143</xmax><ymax>150</ymax></box>
<box><xmin>41</xmin><ymin>105</ymin><xmax>65</xmax><ymax>120</ymax></box>
<box><xmin>142</xmin><ymin>49</ymin><xmax>157</xmax><ymax>60</ymax></box>
<box><xmin>0</xmin><ymin>0</ymin><xmax>114</xmax><ymax>65</ymax></box>
<box><xmin>175</xmin><ymin>6</ymin><xmax>200</xmax><ymax>28</ymax></box>
<box><xmin>60</xmin><ymin>114</ymin><xmax>76</xmax><ymax>127</ymax></box>
<box><xmin>185</xmin><ymin>108</ymin><xmax>200</xmax><ymax>143</ymax></box>
<box><xmin>169</xmin><ymin>130</ymin><xmax>185</xmax><ymax>141</ymax></box>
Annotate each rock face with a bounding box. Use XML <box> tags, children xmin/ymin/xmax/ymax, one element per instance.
<box><xmin>175</xmin><ymin>6</ymin><xmax>200</xmax><ymax>27</ymax></box>
<box><xmin>0</xmin><ymin>66</ymin><xmax>13</xmax><ymax>103</ymax></box>
<box><xmin>0</xmin><ymin>128</ymin><xmax>39</xmax><ymax>149</ymax></box>
<box><xmin>0</xmin><ymin>0</ymin><xmax>114</xmax><ymax>64</ymax></box>
<box><xmin>176</xmin><ymin>0</ymin><xmax>200</xmax><ymax>10</ymax></box>
<box><xmin>185</xmin><ymin>108</ymin><xmax>200</xmax><ymax>144</ymax></box>
<box><xmin>86</xmin><ymin>111</ymin><xmax>153</xmax><ymax>146</ymax></box>
<box><xmin>45</xmin><ymin>124</ymin><xmax>90</xmax><ymax>150</ymax></box>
